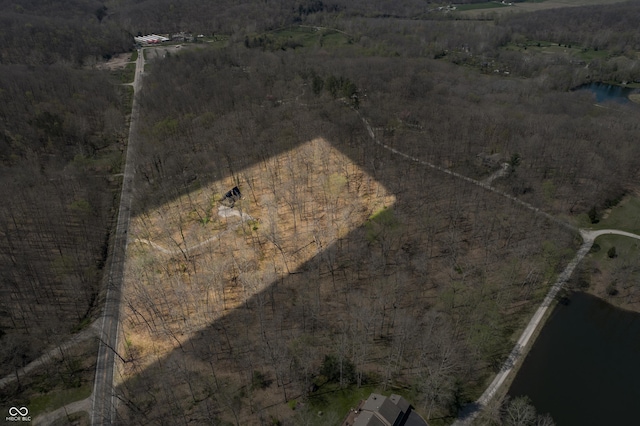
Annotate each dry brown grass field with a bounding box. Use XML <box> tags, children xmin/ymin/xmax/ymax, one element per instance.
<box><xmin>122</xmin><ymin>137</ymin><xmax>395</xmax><ymax>370</ymax></box>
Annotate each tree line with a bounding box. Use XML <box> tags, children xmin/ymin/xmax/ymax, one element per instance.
<box><xmin>0</xmin><ymin>0</ymin><xmax>132</xmax><ymax>65</ymax></box>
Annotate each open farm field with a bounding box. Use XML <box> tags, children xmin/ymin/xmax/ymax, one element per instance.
<box><xmin>245</xmin><ymin>26</ymin><xmax>352</xmax><ymax>51</ymax></box>
<box><xmin>455</xmin><ymin>2</ymin><xmax>508</xmax><ymax>12</ymax></box>
<box><xmin>458</xmin><ymin>0</ymin><xmax>629</xmax><ymax>17</ymax></box>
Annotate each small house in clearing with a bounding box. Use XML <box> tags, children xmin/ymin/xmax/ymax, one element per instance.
<box><xmin>220</xmin><ymin>186</ymin><xmax>242</xmax><ymax>207</ymax></box>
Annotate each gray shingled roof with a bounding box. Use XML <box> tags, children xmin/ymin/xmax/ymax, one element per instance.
<box><xmin>353</xmin><ymin>411</ymin><xmax>388</xmax><ymax>426</ymax></box>
<box><xmin>350</xmin><ymin>393</ymin><xmax>429</xmax><ymax>426</ymax></box>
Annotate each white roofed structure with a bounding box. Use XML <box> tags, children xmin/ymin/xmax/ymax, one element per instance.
<box><xmin>134</xmin><ymin>34</ymin><xmax>170</xmax><ymax>45</ymax></box>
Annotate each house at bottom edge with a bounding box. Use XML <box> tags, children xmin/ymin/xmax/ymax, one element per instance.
<box><xmin>343</xmin><ymin>393</ymin><xmax>429</xmax><ymax>426</ymax></box>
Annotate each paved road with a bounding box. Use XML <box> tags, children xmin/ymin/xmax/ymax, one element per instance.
<box><xmin>90</xmin><ymin>48</ymin><xmax>144</xmax><ymax>426</ymax></box>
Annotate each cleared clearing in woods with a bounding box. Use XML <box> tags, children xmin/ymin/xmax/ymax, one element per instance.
<box><xmin>121</xmin><ymin>137</ymin><xmax>395</xmax><ymax>375</ymax></box>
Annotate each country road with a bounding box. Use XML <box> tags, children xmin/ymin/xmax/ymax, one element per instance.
<box><xmin>90</xmin><ymin>48</ymin><xmax>145</xmax><ymax>426</ymax></box>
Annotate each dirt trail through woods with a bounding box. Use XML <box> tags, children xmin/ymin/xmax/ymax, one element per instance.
<box><xmin>0</xmin><ymin>322</ymin><xmax>99</xmax><ymax>390</ymax></box>
<box><xmin>135</xmin><ymin>206</ymin><xmax>254</xmax><ymax>256</ymax></box>
<box><xmin>356</xmin><ymin>109</ymin><xmax>640</xmax><ymax>424</ymax></box>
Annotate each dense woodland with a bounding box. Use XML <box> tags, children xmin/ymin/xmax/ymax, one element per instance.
<box><xmin>0</xmin><ymin>63</ymin><xmax>129</xmax><ymax>378</ymax></box>
<box><xmin>0</xmin><ymin>0</ymin><xmax>131</xmax><ymax>64</ymax></box>
<box><xmin>0</xmin><ymin>0</ymin><xmax>131</xmax><ymax>381</ymax></box>
<box><xmin>1</xmin><ymin>0</ymin><xmax>639</xmax><ymax>424</ymax></box>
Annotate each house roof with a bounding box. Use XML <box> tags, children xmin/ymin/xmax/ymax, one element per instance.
<box><xmin>350</xmin><ymin>393</ymin><xmax>429</xmax><ymax>426</ymax></box>
<box><xmin>404</xmin><ymin>411</ymin><xmax>429</xmax><ymax>426</ymax></box>
<box><xmin>389</xmin><ymin>394</ymin><xmax>410</xmax><ymax>414</ymax></box>
<box><xmin>134</xmin><ymin>34</ymin><xmax>170</xmax><ymax>44</ymax></box>
<box><xmin>353</xmin><ymin>411</ymin><xmax>388</xmax><ymax>426</ymax></box>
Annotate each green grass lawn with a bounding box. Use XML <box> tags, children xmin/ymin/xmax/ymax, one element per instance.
<box><xmin>455</xmin><ymin>2</ymin><xmax>508</xmax><ymax>11</ymax></box>
<box><xmin>249</xmin><ymin>26</ymin><xmax>351</xmax><ymax>52</ymax></box>
<box><xmin>591</xmin><ymin>196</ymin><xmax>640</xmax><ymax>235</ymax></box>
<box><xmin>307</xmin><ymin>383</ymin><xmax>376</xmax><ymax>424</ymax></box>
<box><xmin>575</xmin><ymin>48</ymin><xmax>610</xmax><ymax>61</ymax></box>
<box><xmin>207</xmin><ymin>36</ymin><xmax>230</xmax><ymax>48</ymax></box>
<box><xmin>503</xmin><ymin>41</ymin><xmax>610</xmax><ymax>61</ymax></box>
<box><xmin>589</xmin><ymin>234</ymin><xmax>640</xmax><ymax>263</ymax></box>
<box><xmin>29</xmin><ymin>384</ymin><xmax>92</xmax><ymax>418</ymax></box>
<box><xmin>586</xmin><ymin>197</ymin><xmax>640</xmax><ymax>301</ymax></box>
<box><xmin>114</xmin><ymin>62</ymin><xmax>136</xmax><ymax>84</ymax></box>
<box><xmin>586</xmin><ymin>234</ymin><xmax>640</xmax><ymax>303</ymax></box>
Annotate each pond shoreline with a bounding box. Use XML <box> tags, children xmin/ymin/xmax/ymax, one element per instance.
<box><xmin>508</xmin><ymin>291</ymin><xmax>640</xmax><ymax>424</ymax></box>
<box><xmin>573</xmin><ymin>81</ymin><xmax>639</xmax><ymax>104</ymax></box>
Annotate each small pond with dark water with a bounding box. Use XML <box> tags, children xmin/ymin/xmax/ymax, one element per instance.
<box><xmin>508</xmin><ymin>292</ymin><xmax>640</xmax><ymax>425</ymax></box>
<box><xmin>574</xmin><ymin>82</ymin><xmax>638</xmax><ymax>104</ymax></box>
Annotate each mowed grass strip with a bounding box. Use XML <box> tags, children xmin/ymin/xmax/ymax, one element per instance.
<box><xmin>29</xmin><ymin>385</ymin><xmax>92</xmax><ymax>418</ymax></box>
<box><xmin>455</xmin><ymin>2</ymin><xmax>509</xmax><ymax>11</ymax></box>
<box><xmin>249</xmin><ymin>25</ymin><xmax>351</xmax><ymax>51</ymax></box>
<box><xmin>503</xmin><ymin>41</ymin><xmax>610</xmax><ymax>61</ymax></box>
<box><xmin>593</xmin><ymin>196</ymin><xmax>640</xmax><ymax>235</ymax></box>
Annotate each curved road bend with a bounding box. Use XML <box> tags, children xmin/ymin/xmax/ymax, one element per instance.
<box><xmin>453</xmin><ymin>229</ymin><xmax>640</xmax><ymax>424</ymax></box>
<box><xmin>91</xmin><ymin>48</ymin><xmax>145</xmax><ymax>426</ymax></box>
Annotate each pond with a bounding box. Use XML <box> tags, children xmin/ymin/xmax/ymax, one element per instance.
<box><xmin>508</xmin><ymin>292</ymin><xmax>640</xmax><ymax>425</ymax></box>
<box><xmin>574</xmin><ymin>82</ymin><xmax>637</xmax><ymax>104</ymax></box>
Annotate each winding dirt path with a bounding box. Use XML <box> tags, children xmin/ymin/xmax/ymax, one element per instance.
<box><xmin>359</xmin><ymin>114</ymin><xmax>575</xmax><ymax>232</ymax></box>
<box><xmin>0</xmin><ymin>322</ymin><xmax>99</xmax><ymax>390</ymax></box>
<box><xmin>33</xmin><ymin>397</ymin><xmax>92</xmax><ymax>425</ymax></box>
<box><xmin>134</xmin><ymin>207</ymin><xmax>255</xmax><ymax>256</ymax></box>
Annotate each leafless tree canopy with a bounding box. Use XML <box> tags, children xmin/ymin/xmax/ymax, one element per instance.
<box><xmin>1</xmin><ymin>0</ymin><xmax>640</xmax><ymax>422</ymax></box>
